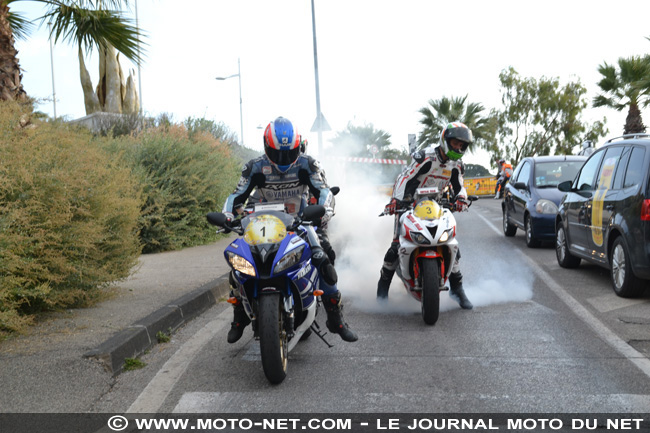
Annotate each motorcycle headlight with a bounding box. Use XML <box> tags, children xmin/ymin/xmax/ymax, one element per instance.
<box><xmin>227</xmin><ymin>252</ymin><xmax>256</xmax><ymax>276</ymax></box>
<box><xmin>535</xmin><ymin>199</ymin><xmax>558</xmax><ymax>215</ymax></box>
<box><xmin>410</xmin><ymin>232</ymin><xmax>430</xmax><ymax>245</ymax></box>
<box><xmin>274</xmin><ymin>246</ymin><xmax>305</xmax><ymax>273</ymax></box>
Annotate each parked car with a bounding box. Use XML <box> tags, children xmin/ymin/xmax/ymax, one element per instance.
<box><xmin>556</xmin><ymin>134</ymin><xmax>650</xmax><ymax>297</ymax></box>
<box><xmin>502</xmin><ymin>155</ymin><xmax>587</xmax><ymax>247</ymax></box>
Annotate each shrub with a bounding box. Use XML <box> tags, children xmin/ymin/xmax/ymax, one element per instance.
<box><xmin>108</xmin><ymin>124</ymin><xmax>241</xmax><ymax>253</ymax></box>
<box><xmin>0</xmin><ymin>102</ymin><xmax>142</xmax><ymax>334</ymax></box>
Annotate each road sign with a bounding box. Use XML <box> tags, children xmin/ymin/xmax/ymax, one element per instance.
<box><xmin>310</xmin><ymin>112</ymin><xmax>331</xmax><ymax>132</ymax></box>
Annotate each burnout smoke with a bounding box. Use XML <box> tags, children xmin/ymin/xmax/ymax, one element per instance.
<box><xmin>321</xmin><ymin>149</ymin><xmax>533</xmax><ymax>316</ymax></box>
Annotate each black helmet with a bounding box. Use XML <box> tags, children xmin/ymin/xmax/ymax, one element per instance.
<box><xmin>440</xmin><ymin>122</ymin><xmax>473</xmax><ymax>161</ymax></box>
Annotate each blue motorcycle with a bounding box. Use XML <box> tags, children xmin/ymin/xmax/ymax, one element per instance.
<box><xmin>207</xmin><ymin>203</ymin><xmax>330</xmax><ymax>384</ymax></box>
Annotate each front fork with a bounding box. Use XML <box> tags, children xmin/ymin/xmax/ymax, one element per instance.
<box><xmin>231</xmin><ymin>273</ymin><xmax>296</xmax><ymax>339</ymax></box>
<box><xmin>414</xmin><ymin>248</ymin><xmax>446</xmax><ymax>289</ymax></box>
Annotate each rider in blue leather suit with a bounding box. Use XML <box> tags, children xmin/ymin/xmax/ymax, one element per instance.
<box><xmin>222</xmin><ymin>116</ymin><xmax>358</xmax><ymax>343</ymax></box>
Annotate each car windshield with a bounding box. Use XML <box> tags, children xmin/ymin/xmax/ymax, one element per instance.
<box><xmin>534</xmin><ymin>161</ymin><xmax>584</xmax><ymax>188</ymax></box>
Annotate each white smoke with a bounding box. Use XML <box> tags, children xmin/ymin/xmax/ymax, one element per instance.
<box><xmin>320</xmin><ymin>146</ymin><xmax>533</xmax><ymax>316</ymax></box>
<box><xmin>325</xmin><ymin>160</ymin><xmax>425</xmax><ymax>315</ymax></box>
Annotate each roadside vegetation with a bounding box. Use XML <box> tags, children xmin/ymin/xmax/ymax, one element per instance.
<box><xmin>0</xmin><ymin>101</ymin><xmax>242</xmax><ymax>336</ymax></box>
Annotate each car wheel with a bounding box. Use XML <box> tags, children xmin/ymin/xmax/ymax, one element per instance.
<box><xmin>610</xmin><ymin>237</ymin><xmax>645</xmax><ymax>298</ymax></box>
<box><xmin>525</xmin><ymin>215</ymin><xmax>541</xmax><ymax>248</ymax></box>
<box><xmin>556</xmin><ymin>224</ymin><xmax>581</xmax><ymax>268</ymax></box>
<box><xmin>502</xmin><ymin>208</ymin><xmax>517</xmax><ymax>237</ymax></box>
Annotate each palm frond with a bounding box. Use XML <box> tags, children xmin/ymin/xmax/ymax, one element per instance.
<box><xmin>20</xmin><ymin>0</ymin><xmax>146</xmax><ymax>64</ymax></box>
<box><xmin>6</xmin><ymin>10</ymin><xmax>34</xmax><ymax>40</ymax></box>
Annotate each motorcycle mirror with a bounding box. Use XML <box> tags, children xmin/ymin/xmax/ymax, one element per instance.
<box><xmin>330</xmin><ymin>186</ymin><xmax>340</xmax><ymax>196</ymax></box>
<box><xmin>302</xmin><ymin>205</ymin><xmax>326</xmax><ymax>223</ymax></box>
<box><xmin>467</xmin><ymin>195</ymin><xmax>479</xmax><ymax>201</ymax></box>
<box><xmin>206</xmin><ymin>212</ymin><xmax>227</xmax><ymax>227</ymax></box>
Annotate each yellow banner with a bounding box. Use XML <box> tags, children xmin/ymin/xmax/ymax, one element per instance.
<box><xmin>464</xmin><ymin>176</ymin><xmax>498</xmax><ymax>196</ymax></box>
<box><xmin>378</xmin><ymin>176</ymin><xmax>499</xmax><ymax>197</ymax></box>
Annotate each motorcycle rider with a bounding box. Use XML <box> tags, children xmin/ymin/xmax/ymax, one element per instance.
<box><xmin>376</xmin><ymin>122</ymin><xmax>473</xmax><ymax>310</ymax></box>
<box><xmin>222</xmin><ymin>116</ymin><xmax>358</xmax><ymax>343</ymax></box>
<box><xmin>494</xmin><ymin>158</ymin><xmax>512</xmax><ymax>199</ymax></box>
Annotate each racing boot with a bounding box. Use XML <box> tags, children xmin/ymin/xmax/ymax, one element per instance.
<box><xmin>322</xmin><ymin>292</ymin><xmax>358</xmax><ymax>342</ymax></box>
<box><xmin>227</xmin><ymin>298</ymin><xmax>251</xmax><ymax>343</ymax></box>
<box><xmin>449</xmin><ymin>272</ymin><xmax>473</xmax><ymax>310</ymax></box>
<box><xmin>377</xmin><ymin>267</ymin><xmax>395</xmax><ymax>300</ymax></box>
<box><xmin>377</xmin><ymin>241</ymin><xmax>399</xmax><ymax>300</ymax></box>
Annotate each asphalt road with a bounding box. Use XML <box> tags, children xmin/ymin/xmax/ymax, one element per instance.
<box><xmin>87</xmin><ymin>197</ymin><xmax>650</xmax><ymax>414</ymax></box>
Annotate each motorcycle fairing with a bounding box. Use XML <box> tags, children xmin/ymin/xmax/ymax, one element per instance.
<box><xmin>225</xmin><ymin>228</ymin><xmax>318</xmax><ymax>319</ymax></box>
<box><xmin>397</xmin><ymin>209</ymin><xmax>460</xmax><ymax>295</ymax></box>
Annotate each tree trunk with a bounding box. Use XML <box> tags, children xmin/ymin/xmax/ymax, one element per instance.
<box><xmin>624</xmin><ymin>103</ymin><xmax>646</xmax><ymax>134</ymax></box>
<box><xmin>123</xmin><ymin>69</ymin><xmax>139</xmax><ymax>114</ymax></box>
<box><xmin>104</xmin><ymin>44</ymin><xmax>122</xmax><ymax>114</ymax></box>
<box><xmin>79</xmin><ymin>47</ymin><xmax>101</xmax><ymax>114</ymax></box>
<box><xmin>0</xmin><ymin>3</ymin><xmax>27</xmax><ymax>102</ymax></box>
<box><xmin>79</xmin><ymin>43</ymin><xmax>139</xmax><ymax>115</ymax></box>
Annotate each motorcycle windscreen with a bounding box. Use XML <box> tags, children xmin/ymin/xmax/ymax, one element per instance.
<box><xmin>413</xmin><ymin>200</ymin><xmax>443</xmax><ymax>220</ymax></box>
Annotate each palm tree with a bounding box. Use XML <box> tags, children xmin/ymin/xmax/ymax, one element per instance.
<box><xmin>0</xmin><ymin>1</ymin><xmax>28</xmax><ymax>101</ymax></box>
<box><xmin>593</xmin><ymin>55</ymin><xmax>650</xmax><ymax>134</ymax></box>
<box><xmin>1</xmin><ymin>0</ymin><xmax>144</xmax><ymax>114</ymax></box>
<box><xmin>417</xmin><ymin>95</ymin><xmax>495</xmax><ymax>151</ymax></box>
<box><xmin>330</xmin><ymin>121</ymin><xmax>392</xmax><ymax>158</ymax></box>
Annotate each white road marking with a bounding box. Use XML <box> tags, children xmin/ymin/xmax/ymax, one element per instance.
<box><xmin>127</xmin><ymin>308</ymin><xmax>231</xmax><ymax>413</ymax></box>
<box><xmin>172</xmin><ymin>391</ymin><xmax>650</xmax><ymax>413</ymax></box>
<box><xmin>475</xmin><ymin>211</ymin><xmax>650</xmax><ymax>379</ymax></box>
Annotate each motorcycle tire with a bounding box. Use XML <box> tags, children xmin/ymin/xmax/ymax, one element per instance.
<box><xmin>420</xmin><ymin>260</ymin><xmax>441</xmax><ymax>325</ymax></box>
<box><xmin>258</xmin><ymin>293</ymin><xmax>288</xmax><ymax>384</ymax></box>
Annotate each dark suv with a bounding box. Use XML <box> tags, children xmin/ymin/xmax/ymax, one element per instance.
<box><xmin>555</xmin><ymin>134</ymin><xmax>650</xmax><ymax>297</ymax></box>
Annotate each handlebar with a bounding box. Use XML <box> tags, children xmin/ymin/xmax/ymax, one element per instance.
<box><xmin>378</xmin><ymin>194</ymin><xmax>479</xmax><ymax>217</ymax></box>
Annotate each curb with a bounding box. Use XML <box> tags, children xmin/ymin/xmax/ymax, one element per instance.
<box><xmin>83</xmin><ymin>274</ymin><xmax>231</xmax><ymax>375</ymax></box>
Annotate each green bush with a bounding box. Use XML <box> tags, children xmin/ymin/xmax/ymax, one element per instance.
<box><xmin>108</xmin><ymin>124</ymin><xmax>241</xmax><ymax>253</ymax></box>
<box><xmin>0</xmin><ymin>102</ymin><xmax>142</xmax><ymax>334</ymax></box>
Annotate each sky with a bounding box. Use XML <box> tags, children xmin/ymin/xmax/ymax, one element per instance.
<box><xmin>11</xmin><ymin>0</ymin><xmax>650</xmax><ymax>169</ymax></box>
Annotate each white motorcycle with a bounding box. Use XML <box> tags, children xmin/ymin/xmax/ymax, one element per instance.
<box><xmin>379</xmin><ymin>187</ymin><xmax>477</xmax><ymax>325</ymax></box>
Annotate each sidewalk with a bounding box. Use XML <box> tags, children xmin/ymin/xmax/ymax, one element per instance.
<box><xmin>0</xmin><ymin>236</ymin><xmax>235</xmax><ymax>412</ymax></box>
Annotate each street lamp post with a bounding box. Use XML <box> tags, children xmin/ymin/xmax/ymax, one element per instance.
<box><xmin>310</xmin><ymin>0</ymin><xmax>330</xmax><ymax>156</ymax></box>
<box><xmin>216</xmin><ymin>58</ymin><xmax>244</xmax><ymax>146</ymax></box>
<box><xmin>135</xmin><ymin>0</ymin><xmax>143</xmax><ymax>120</ymax></box>
<box><xmin>47</xmin><ymin>21</ymin><xmax>57</xmax><ymax>119</ymax></box>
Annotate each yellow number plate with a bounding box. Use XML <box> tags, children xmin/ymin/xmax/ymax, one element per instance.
<box><xmin>244</xmin><ymin>214</ymin><xmax>287</xmax><ymax>246</ymax></box>
<box><xmin>413</xmin><ymin>200</ymin><xmax>442</xmax><ymax>220</ymax></box>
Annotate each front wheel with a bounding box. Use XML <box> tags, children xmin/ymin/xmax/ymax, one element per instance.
<box><xmin>420</xmin><ymin>260</ymin><xmax>441</xmax><ymax>325</ymax></box>
<box><xmin>258</xmin><ymin>293</ymin><xmax>288</xmax><ymax>384</ymax></box>
<box><xmin>525</xmin><ymin>215</ymin><xmax>541</xmax><ymax>248</ymax></box>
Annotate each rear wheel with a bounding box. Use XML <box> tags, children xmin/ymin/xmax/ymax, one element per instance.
<box><xmin>525</xmin><ymin>215</ymin><xmax>542</xmax><ymax>248</ymax></box>
<box><xmin>556</xmin><ymin>224</ymin><xmax>581</xmax><ymax>268</ymax></box>
<box><xmin>420</xmin><ymin>260</ymin><xmax>441</xmax><ymax>325</ymax></box>
<box><xmin>258</xmin><ymin>293</ymin><xmax>288</xmax><ymax>384</ymax></box>
<box><xmin>610</xmin><ymin>237</ymin><xmax>645</xmax><ymax>298</ymax></box>
<box><xmin>503</xmin><ymin>208</ymin><xmax>517</xmax><ymax>237</ymax></box>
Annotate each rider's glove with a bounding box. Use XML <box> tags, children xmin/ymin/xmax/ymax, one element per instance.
<box><xmin>454</xmin><ymin>197</ymin><xmax>469</xmax><ymax>212</ymax></box>
<box><xmin>384</xmin><ymin>198</ymin><xmax>399</xmax><ymax>215</ymax></box>
<box><xmin>321</xmin><ymin>207</ymin><xmax>335</xmax><ymax>225</ymax></box>
<box><xmin>221</xmin><ymin>212</ymin><xmax>235</xmax><ymax>234</ymax></box>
